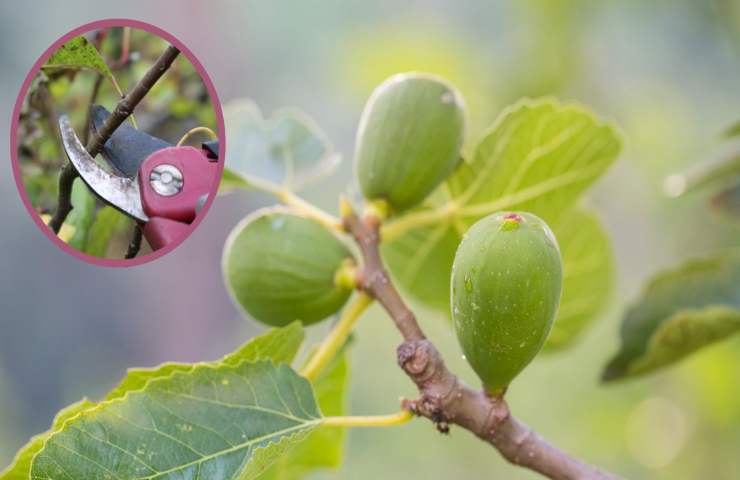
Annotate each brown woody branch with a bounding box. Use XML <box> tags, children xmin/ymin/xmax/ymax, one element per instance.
<box><xmin>48</xmin><ymin>45</ymin><xmax>181</xmax><ymax>233</ymax></box>
<box><xmin>344</xmin><ymin>210</ymin><xmax>620</xmax><ymax>480</ymax></box>
<box><xmin>125</xmin><ymin>223</ymin><xmax>143</xmax><ymax>259</ymax></box>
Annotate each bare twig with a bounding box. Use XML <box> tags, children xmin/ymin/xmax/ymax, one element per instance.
<box><xmin>125</xmin><ymin>223</ymin><xmax>143</xmax><ymax>259</ymax></box>
<box><xmin>48</xmin><ymin>45</ymin><xmax>181</xmax><ymax>234</ymax></box>
<box><xmin>343</xmin><ymin>210</ymin><xmax>620</xmax><ymax>480</ymax></box>
<box><xmin>81</xmin><ymin>74</ymin><xmax>105</xmax><ymax>146</ymax></box>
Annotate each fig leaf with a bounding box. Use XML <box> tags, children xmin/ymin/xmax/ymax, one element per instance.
<box><xmin>603</xmin><ymin>251</ymin><xmax>740</xmax><ymax>382</ymax></box>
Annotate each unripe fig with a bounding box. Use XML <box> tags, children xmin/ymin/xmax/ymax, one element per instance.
<box><xmin>355</xmin><ymin>72</ymin><xmax>466</xmax><ymax>212</ymax></box>
<box><xmin>223</xmin><ymin>207</ymin><xmax>355</xmax><ymax>326</ymax></box>
<box><xmin>452</xmin><ymin>212</ymin><xmax>562</xmax><ymax>395</ymax></box>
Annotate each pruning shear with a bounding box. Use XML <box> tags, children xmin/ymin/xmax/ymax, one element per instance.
<box><xmin>59</xmin><ymin>105</ymin><xmax>220</xmax><ymax>250</ymax></box>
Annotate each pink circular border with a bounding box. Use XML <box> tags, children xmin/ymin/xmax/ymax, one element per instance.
<box><xmin>10</xmin><ymin>18</ymin><xmax>226</xmax><ymax>268</ymax></box>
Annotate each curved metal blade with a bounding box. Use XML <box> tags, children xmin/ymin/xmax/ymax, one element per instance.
<box><xmin>59</xmin><ymin>115</ymin><xmax>149</xmax><ymax>222</ymax></box>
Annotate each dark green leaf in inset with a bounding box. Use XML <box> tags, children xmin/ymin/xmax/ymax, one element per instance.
<box><xmin>84</xmin><ymin>207</ymin><xmax>132</xmax><ymax>257</ymax></box>
<box><xmin>65</xmin><ymin>179</ymin><xmax>96</xmax><ymax>250</ymax></box>
<box><xmin>42</xmin><ymin>36</ymin><xmax>120</xmax><ymax>94</ymax></box>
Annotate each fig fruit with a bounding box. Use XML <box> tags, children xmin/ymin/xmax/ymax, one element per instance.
<box><xmin>355</xmin><ymin>72</ymin><xmax>466</xmax><ymax>212</ymax></box>
<box><xmin>223</xmin><ymin>207</ymin><xmax>355</xmax><ymax>326</ymax></box>
<box><xmin>452</xmin><ymin>212</ymin><xmax>562</xmax><ymax>395</ymax></box>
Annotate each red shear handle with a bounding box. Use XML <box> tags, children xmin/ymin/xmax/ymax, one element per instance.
<box><xmin>138</xmin><ymin>146</ymin><xmax>219</xmax><ymax>250</ymax></box>
<box><xmin>142</xmin><ymin>218</ymin><xmax>192</xmax><ymax>250</ymax></box>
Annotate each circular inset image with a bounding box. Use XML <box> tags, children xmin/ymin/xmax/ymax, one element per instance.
<box><xmin>11</xmin><ymin>19</ymin><xmax>224</xmax><ymax>266</ymax></box>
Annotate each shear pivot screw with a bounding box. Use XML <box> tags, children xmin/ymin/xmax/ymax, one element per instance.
<box><xmin>150</xmin><ymin>164</ymin><xmax>183</xmax><ymax>196</ymax></box>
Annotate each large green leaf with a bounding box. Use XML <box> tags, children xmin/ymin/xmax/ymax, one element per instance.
<box><xmin>258</xmin><ymin>351</ymin><xmax>349</xmax><ymax>479</ymax></box>
<box><xmin>31</xmin><ymin>361</ymin><xmax>321</xmax><ymax>479</ymax></box>
<box><xmin>221</xmin><ymin>99</ymin><xmax>338</xmax><ymax>193</ymax></box>
<box><xmin>603</xmin><ymin>251</ymin><xmax>740</xmax><ymax>382</ymax></box>
<box><xmin>107</xmin><ymin>322</ymin><xmax>305</xmax><ymax>401</ymax></box>
<box><xmin>451</xmin><ymin>98</ymin><xmax>621</xmax><ymax>223</ymax></box>
<box><xmin>65</xmin><ymin>179</ymin><xmax>96</xmax><ymax>250</ymax></box>
<box><xmin>384</xmin><ymin>99</ymin><xmax>621</xmax><ymax>331</ymax></box>
<box><xmin>1</xmin><ymin>325</ymin><xmax>305</xmax><ymax>479</ymax></box>
<box><xmin>545</xmin><ymin>208</ymin><xmax>615</xmax><ymax>350</ymax></box>
<box><xmin>0</xmin><ymin>400</ymin><xmax>94</xmax><ymax>480</ymax></box>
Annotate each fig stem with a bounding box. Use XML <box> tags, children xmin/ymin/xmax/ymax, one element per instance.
<box><xmin>276</xmin><ymin>189</ymin><xmax>342</xmax><ymax>231</ymax></box>
<box><xmin>322</xmin><ymin>409</ymin><xmax>413</xmax><ymax>428</ymax></box>
<box><xmin>381</xmin><ymin>205</ymin><xmax>452</xmax><ymax>242</ymax></box>
<box><xmin>382</xmin><ymin>163</ymin><xmax>610</xmax><ymax>242</ymax></box>
<box><xmin>249</xmin><ymin>176</ymin><xmax>343</xmax><ymax>232</ymax></box>
<box><xmin>301</xmin><ymin>292</ymin><xmax>373</xmax><ymax>381</ymax></box>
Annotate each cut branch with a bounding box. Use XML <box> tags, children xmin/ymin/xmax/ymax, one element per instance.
<box><xmin>125</xmin><ymin>223</ymin><xmax>143</xmax><ymax>259</ymax></box>
<box><xmin>48</xmin><ymin>45</ymin><xmax>181</xmax><ymax>234</ymax></box>
<box><xmin>343</xmin><ymin>209</ymin><xmax>620</xmax><ymax>480</ymax></box>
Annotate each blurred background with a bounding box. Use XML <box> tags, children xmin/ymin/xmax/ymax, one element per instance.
<box><xmin>0</xmin><ymin>1</ymin><xmax>738</xmax><ymax>479</ymax></box>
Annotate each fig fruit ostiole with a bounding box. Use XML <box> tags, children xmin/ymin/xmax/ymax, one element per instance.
<box><xmin>223</xmin><ymin>207</ymin><xmax>355</xmax><ymax>327</ymax></box>
<box><xmin>452</xmin><ymin>212</ymin><xmax>563</xmax><ymax>396</ymax></box>
<box><xmin>354</xmin><ymin>72</ymin><xmax>466</xmax><ymax>212</ymax></box>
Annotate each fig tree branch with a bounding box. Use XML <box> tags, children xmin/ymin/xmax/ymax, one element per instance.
<box><xmin>343</xmin><ymin>208</ymin><xmax>621</xmax><ymax>480</ymax></box>
<box><xmin>48</xmin><ymin>45</ymin><xmax>181</xmax><ymax>234</ymax></box>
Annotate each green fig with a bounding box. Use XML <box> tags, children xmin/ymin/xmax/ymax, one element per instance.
<box><xmin>452</xmin><ymin>212</ymin><xmax>562</xmax><ymax>395</ymax></box>
<box><xmin>223</xmin><ymin>207</ymin><xmax>355</xmax><ymax>326</ymax></box>
<box><xmin>355</xmin><ymin>72</ymin><xmax>466</xmax><ymax>212</ymax></box>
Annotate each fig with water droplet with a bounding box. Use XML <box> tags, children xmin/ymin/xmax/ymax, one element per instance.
<box><xmin>452</xmin><ymin>212</ymin><xmax>562</xmax><ymax>395</ymax></box>
<box><xmin>354</xmin><ymin>72</ymin><xmax>466</xmax><ymax>212</ymax></box>
<box><xmin>223</xmin><ymin>207</ymin><xmax>355</xmax><ymax>326</ymax></box>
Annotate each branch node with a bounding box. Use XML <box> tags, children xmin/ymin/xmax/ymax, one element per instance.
<box><xmin>397</xmin><ymin>340</ymin><xmax>434</xmax><ymax>382</ymax></box>
<box><xmin>482</xmin><ymin>396</ymin><xmax>511</xmax><ymax>437</ymax></box>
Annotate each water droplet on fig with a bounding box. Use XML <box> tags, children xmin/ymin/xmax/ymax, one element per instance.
<box><xmin>270</xmin><ymin>216</ymin><xmax>286</xmax><ymax>230</ymax></box>
<box><xmin>464</xmin><ymin>273</ymin><xmax>473</xmax><ymax>292</ymax></box>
